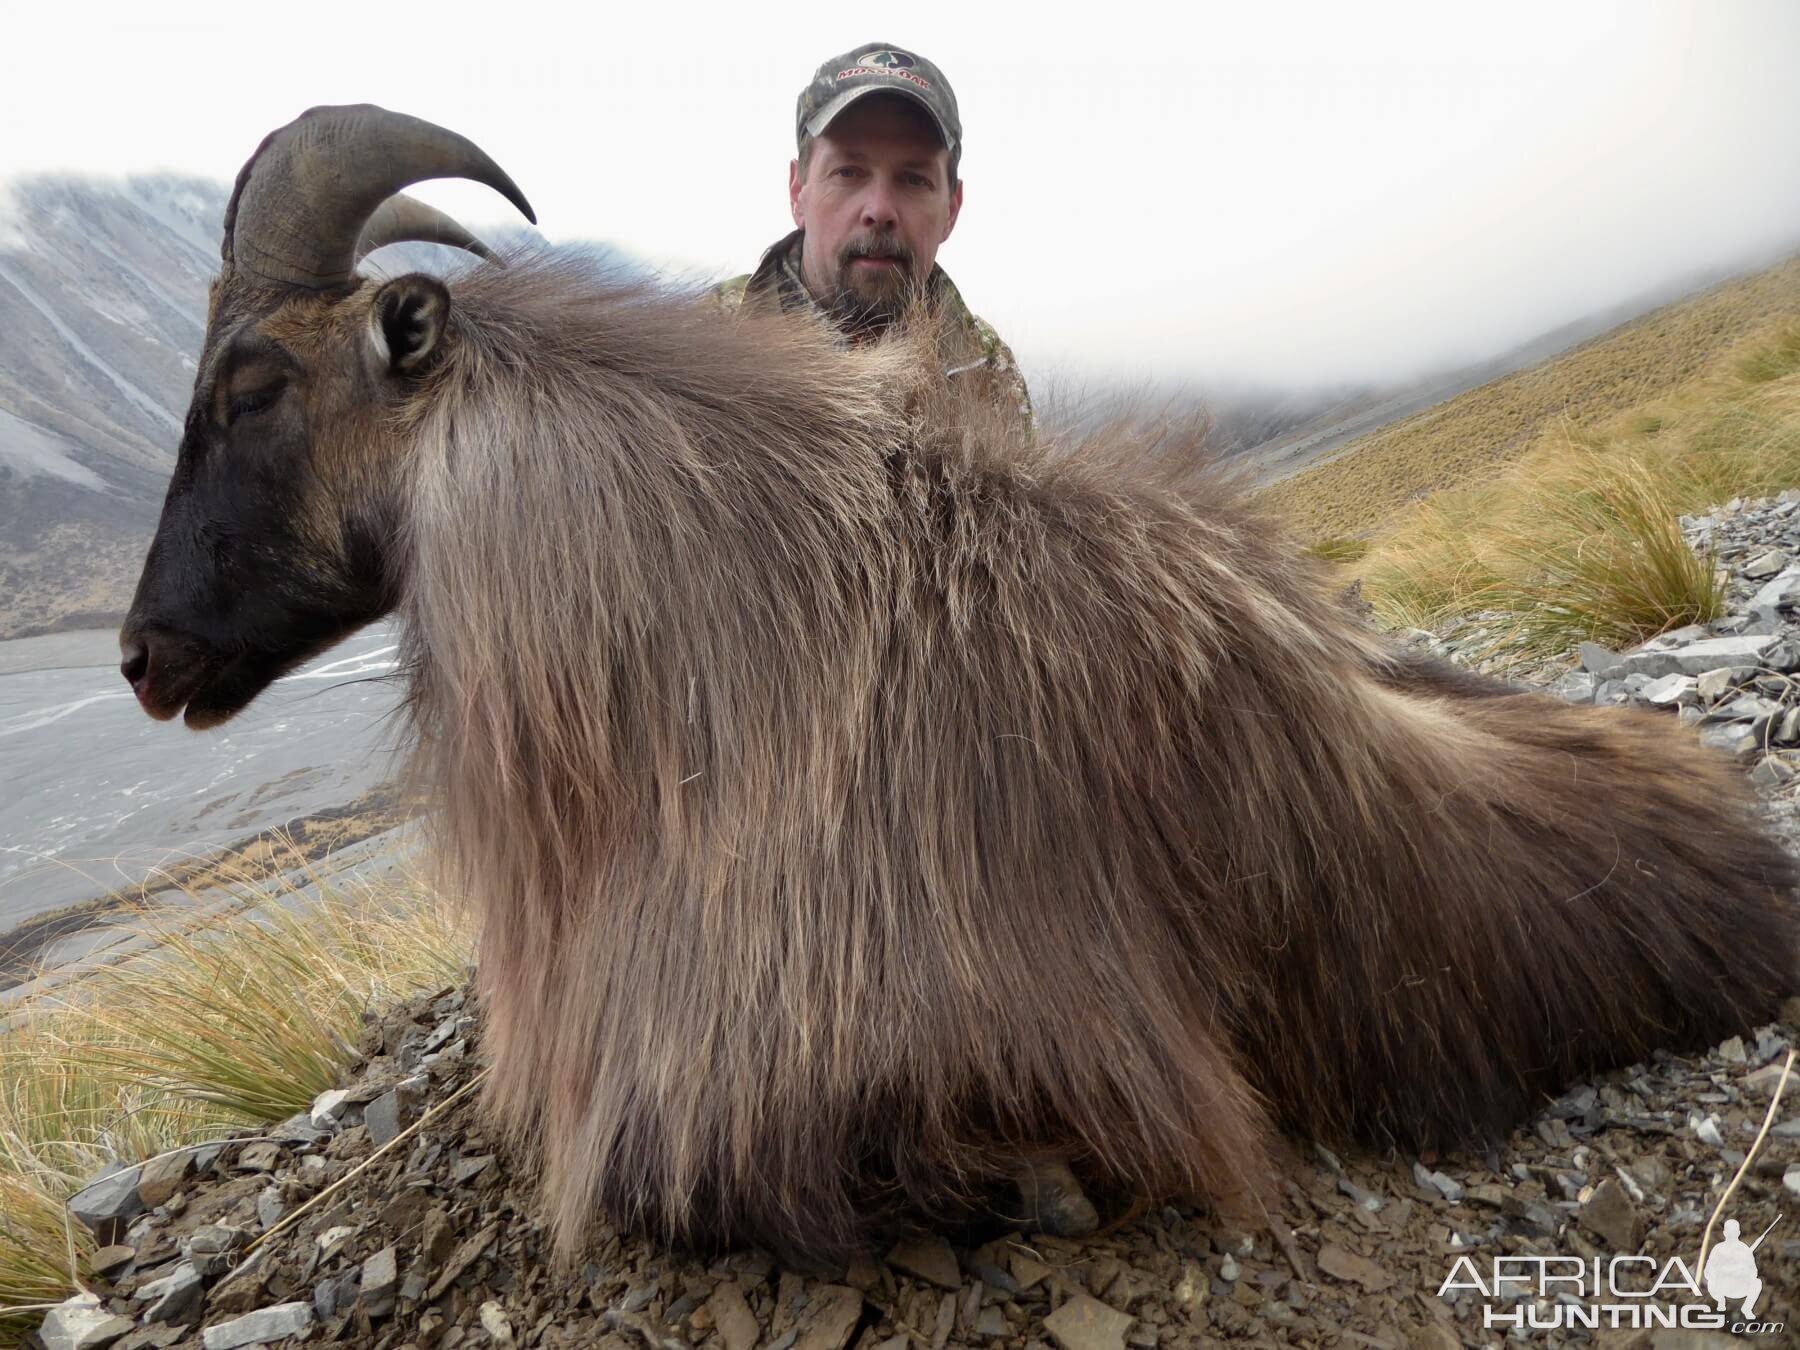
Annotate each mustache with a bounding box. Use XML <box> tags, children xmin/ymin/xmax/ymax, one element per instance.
<box><xmin>837</xmin><ymin>232</ymin><xmax>917</xmax><ymax>269</ymax></box>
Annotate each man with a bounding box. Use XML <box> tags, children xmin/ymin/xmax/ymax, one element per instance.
<box><xmin>715</xmin><ymin>43</ymin><xmax>1033</xmax><ymax>428</ymax></box>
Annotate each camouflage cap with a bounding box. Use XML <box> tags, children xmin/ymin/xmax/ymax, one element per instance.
<box><xmin>796</xmin><ymin>44</ymin><xmax>962</xmax><ymax>164</ymax></box>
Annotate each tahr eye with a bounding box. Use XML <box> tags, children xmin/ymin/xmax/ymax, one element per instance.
<box><xmin>227</xmin><ymin>386</ymin><xmax>282</xmax><ymax>423</ymax></box>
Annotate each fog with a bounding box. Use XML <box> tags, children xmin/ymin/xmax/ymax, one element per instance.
<box><xmin>7</xmin><ymin>0</ymin><xmax>1798</xmax><ymax>391</ymax></box>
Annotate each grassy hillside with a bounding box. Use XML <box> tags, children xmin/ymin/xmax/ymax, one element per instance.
<box><xmin>1259</xmin><ymin>254</ymin><xmax>1800</xmax><ymax>543</ymax></box>
<box><xmin>1262</xmin><ymin>257</ymin><xmax>1800</xmax><ymax>663</ymax></box>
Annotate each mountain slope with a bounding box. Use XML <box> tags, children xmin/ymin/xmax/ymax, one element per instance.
<box><xmin>1256</xmin><ymin>252</ymin><xmax>1800</xmax><ymax>541</ymax></box>
<box><xmin>0</xmin><ymin>175</ymin><xmax>221</xmax><ymax>636</ymax></box>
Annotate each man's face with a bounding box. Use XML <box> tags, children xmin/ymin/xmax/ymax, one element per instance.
<box><xmin>789</xmin><ymin>94</ymin><xmax>964</xmax><ymax>331</ymax></box>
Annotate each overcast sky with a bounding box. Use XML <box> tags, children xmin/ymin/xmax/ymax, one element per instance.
<box><xmin>7</xmin><ymin>1</ymin><xmax>1800</xmax><ymax>391</ymax></box>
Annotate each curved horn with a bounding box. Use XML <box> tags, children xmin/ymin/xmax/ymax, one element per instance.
<box><xmin>355</xmin><ymin>193</ymin><xmax>503</xmax><ymax>266</ymax></box>
<box><xmin>223</xmin><ymin>103</ymin><xmax>535</xmax><ymax>290</ymax></box>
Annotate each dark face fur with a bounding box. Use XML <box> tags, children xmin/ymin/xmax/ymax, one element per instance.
<box><xmin>120</xmin><ymin>272</ymin><xmax>449</xmax><ymax>728</ymax></box>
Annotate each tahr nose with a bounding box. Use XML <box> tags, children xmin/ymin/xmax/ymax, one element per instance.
<box><xmin>120</xmin><ymin>635</ymin><xmax>150</xmax><ymax>691</ymax></box>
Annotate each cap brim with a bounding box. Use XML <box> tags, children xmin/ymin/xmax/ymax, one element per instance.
<box><xmin>803</xmin><ymin>84</ymin><xmax>955</xmax><ymax>154</ymax></box>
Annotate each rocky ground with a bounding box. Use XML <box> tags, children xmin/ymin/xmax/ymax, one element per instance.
<box><xmin>30</xmin><ymin>496</ymin><xmax>1800</xmax><ymax>1350</ymax></box>
<box><xmin>1407</xmin><ymin>489</ymin><xmax>1800</xmax><ymax>859</ymax></box>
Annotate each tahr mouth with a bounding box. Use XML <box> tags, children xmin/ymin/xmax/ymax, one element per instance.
<box><xmin>124</xmin><ymin>630</ymin><xmax>324</xmax><ymax>730</ymax></box>
<box><xmin>177</xmin><ymin>653</ymin><xmax>275</xmax><ymax>729</ymax></box>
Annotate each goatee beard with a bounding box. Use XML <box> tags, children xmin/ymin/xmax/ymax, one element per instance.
<box><xmin>822</xmin><ymin>231</ymin><xmax>926</xmax><ymax>336</ymax></box>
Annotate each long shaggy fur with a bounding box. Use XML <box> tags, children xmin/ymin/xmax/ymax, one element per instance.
<box><xmin>394</xmin><ymin>248</ymin><xmax>1799</xmax><ymax>1267</ymax></box>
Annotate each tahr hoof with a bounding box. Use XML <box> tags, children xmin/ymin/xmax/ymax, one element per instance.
<box><xmin>1012</xmin><ymin>1159</ymin><xmax>1100</xmax><ymax>1238</ymax></box>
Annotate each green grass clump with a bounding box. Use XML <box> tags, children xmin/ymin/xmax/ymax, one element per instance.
<box><xmin>1734</xmin><ymin>323</ymin><xmax>1800</xmax><ymax>383</ymax></box>
<box><xmin>1303</xmin><ymin>536</ymin><xmax>1371</xmax><ymax>564</ymax></box>
<box><xmin>1361</xmin><ymin>441</ymin><xmax>1740</xmax><ymax>662</ymax></box>
<box><xmin>1479</xmin><ymin>452</ymin><xmax>1726</xmax><ymax>659</ymax></box>
<box><xmin>0</xmin><ymin>842</ymin><xmax>471</xmax><ymax>1340</ymax></box>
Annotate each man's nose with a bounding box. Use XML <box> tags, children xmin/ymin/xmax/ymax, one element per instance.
<box><xmin>860</xmin><ymin>182</ymin><xmax>898</xmax><ymax>228</ymax></box>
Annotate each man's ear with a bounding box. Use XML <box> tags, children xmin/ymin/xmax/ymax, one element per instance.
<box><xmin>789</xmin><ymin>158</ymin><xmax>806</xmax><ymax>229</ymax></box>
<box><xmin>369</xmin><ymin>275</ymin><xmax>450</xmax><ymax>376</ymax></box>
<box><xmin>942</xmin><ymin>179</ymin><xmax>964</xmax><ymax>243</ymax></box>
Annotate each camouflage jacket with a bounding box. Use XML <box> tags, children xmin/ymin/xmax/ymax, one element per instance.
<box><xmin>713</xmin><ymin>229</ymin><xmax>1033</xmax><ymax>431</ymax></box>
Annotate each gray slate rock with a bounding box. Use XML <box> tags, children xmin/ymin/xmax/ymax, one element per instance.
<box><xmin>135</xmin><ymin>1262</ymin><xmax>202</xmax><ymax>1324</ymax></box>
<box><xmin>1638</xmin><ymin>673</ymin><xmax>1695</xmax><ymax>707</ymax></box>
<box><xmin>1657</xmin><ymin>623</ymin><xmax>1714</xmax><ymax>645</ymax></box>
<box><xmin>1777</xmin><ymin>708</ymin><xmax>1800</xmax><ymax>745</ymax></box>
<box><xmin>1412</xmin><ymin>1162</ymin><xmax>1463</xmax><ymax>1201</ymax></box>
<box><xmin>1749</xmin><ymin>568</ymin><xmax>1800</xmax><ymax>615</ymax></box>
<box><xmin>451</xmin><ymin>1153</ymin><xmax>495</xmax><ymax>1185</ymax></box>
<box><xmin>136</xmin><ymin>1148</ymin><xmax>193</xmax><ymax>1209</ymax></box>
<box><xmin>309</xmin><ymin>1088</ymin><xmax>350</xmax><ymax>1127</ymax></box>
<box><xmin>233</xmin><ymin>1142</ymin><xmax>281</xmax><ymax>1173</ymax></box>
<box><xmin>1697</xmin><ymin>667</ymin><xmax>1741</xmax><ymax>702</ymax></box>
<box><xmin>1766</xmin><ymin>640</ymin><xmax>1800</xmax><ymax>672</ymax></box>
<box><xmin>1552</xmin><ymin>671</ymin><xmax>1597</xmax><ymax>704</ymax></box>
<box><xmin>37</xmin><ymin>1295</ymin><xmax>136</xmax><ymax>1350</ymax></box>
<box><xmin>254</xmin><ymin>1186</ymin><xmax>284</xmax><ymax>1232</ymax></box>
<box><xmin>68</xmin><ymin>1163</ymin><xmax>146</xmax><ymax>1241</ymax></box>
<box><xmin>1707</xmin><ymin>693</ymin><xmax>1781</xmax><ymax>723</ymax></box>
<box><xmin>314</xmin><ymin>1269</ymin><xmax>361</xmax><ymax>1320</ymax></box>
<box><xmin>200</xmin><ymin>1303</ymin><xmax>315</xmax><ymax>1349</ymax></box>
<box><xmin>365</xmin><ymin>1075</ymin><xmax>428</xmax><ymax>1149</ymax></box>
<box><xmin>1623</xmin><ymin>635</ymin><xmax>1778</xmax><ymax>679</ymax></box>
<box><xmin>1701</xmin><ymin>722</ymin><xmax>1762</xmax><ymax>755</ymax></box>
<box><xmin>1578</xmin><ymin>642</ymin><xmax>1625</xmax><ymax>678</ymax></box>
<box><xmin>267</xmin><ymin>1113</ymin><xmax>325</xmax><ymax>1145</ymax></box>
<box><xmin>1751</xmin><ymin>756</ymin><xmax>1793</xmax><ymax>787</ymax></box>
<box><xmin>361</xmin><ymin>1244</ymin><xmax>399</xmax><ymax>1317</ymax></box>
<box><xmin>189</xmin><ymin>1223</ymin><xmax>249</xmax><ymax>1255</ymax></box>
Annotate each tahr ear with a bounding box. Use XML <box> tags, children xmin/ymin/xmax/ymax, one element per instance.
<box><xmin>369</xmin><ymin>275</ymin><xmax>451</xmax><ymax>375</ymax></box>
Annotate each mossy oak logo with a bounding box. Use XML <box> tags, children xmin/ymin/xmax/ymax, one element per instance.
<box><xmin>837</xmin><ymin>51</ymin><xmax>932</xmax><ymax>89</ymax></box>
<box><xmin>1438</xmin><ymin>1212</ymin><xmax>1784</xmax><ymax>1335</ymax></box>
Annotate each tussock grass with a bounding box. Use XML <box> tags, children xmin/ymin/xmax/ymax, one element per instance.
<box><xmin>1348</xmin><ymin>322</ymin><xmax>1800</xmax><ymax>661</ymax></box>
<box><xmin>1261</xmin><ymin>255</ymin><xmax>1800</xmax><ymax>542</ymax></box>
<box><xmin>1735</xmin><ymin>322</ymin><xmax>1800</xmax><ymax>384</ymax></box>
<box><xmin>1302</xmin><ymin>536</ymin><xmax>1370</xmax><ymax>564</ymax></box>
<box><xmin>0</xmin><ymin>840</ymin><xmax>471</xmax><ymax>1339</ymax></box>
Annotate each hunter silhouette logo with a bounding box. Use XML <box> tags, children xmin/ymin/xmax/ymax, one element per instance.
<box><xmin>1705</xmin><ymin>1216</ymin><xmax>1780</xmax><ymax>1317</ymax></box>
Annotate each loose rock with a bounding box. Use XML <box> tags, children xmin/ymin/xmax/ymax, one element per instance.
<box><xmin>1578</xmin><ymin>1178</ymin><xmax>1642</xmax><ymax>1252</ymax></box>
<box><xmin>37</xmin><ymin>1295</ymin><xmax>136</xmax><ymax>1350</ymax></box>
<box><xmin>68</xmin><ymin>1163</ymin><xmax>146</xmax><ymax>1242</ymax></box>
<box><xmin>1042</xmin><ymin>1292</ymin><xmax>1135</xmax><ymax>1350</ymax></box>
<box><xmin>200</xmin><ymin>1302</ymin><xmax>316</xmax><ymax>1349</ymax></box>
<box><xmin>886</xmin><ymin>1236</ymin><xmax>960</xmax><ymax>1290</ymax></box>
